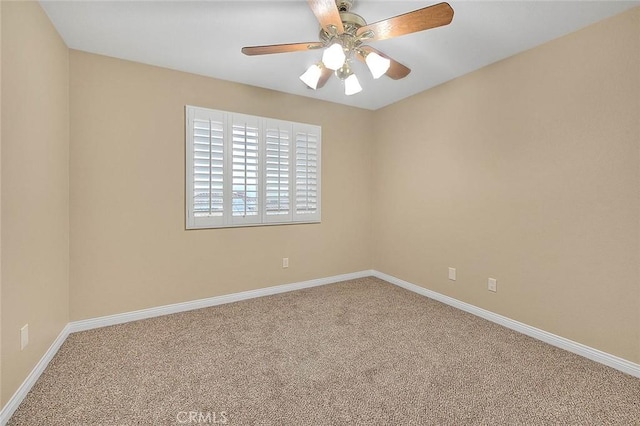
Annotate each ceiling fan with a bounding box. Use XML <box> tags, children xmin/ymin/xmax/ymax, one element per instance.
<box><xmin>242</xmin><ymin>0</ymin><xmax>454</xmax><ymax>95</ymax></box>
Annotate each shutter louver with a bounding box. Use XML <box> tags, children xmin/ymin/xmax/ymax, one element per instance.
<box><xmin>231</xmin><ymin>115</ymin><xmax>260</xmax><ymax>223</ymax></box>
<box><xmin>265</xmin><ymin>121</ymin><xmax>292</xmax><ymax>222</ymax></box>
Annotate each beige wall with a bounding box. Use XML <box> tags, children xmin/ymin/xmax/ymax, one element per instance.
<box><xmin>1</xmin><ymin>1</ymin><xmax>70</xmax><ymax>406</ymax></box>
<box><xmin>372</xmin><ymin>8</ymin><xmax>640</xmax><ymax>363</ymax></box>
<box><xmin>69</xmin><ymin>51</ymin><xmax>374</xmax><ymax>321</ymax></box>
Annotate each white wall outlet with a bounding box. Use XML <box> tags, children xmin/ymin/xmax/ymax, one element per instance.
<box><xmin>488</xmin><ymin>278</ymin><xmax>497</xmax><ymax>292</ymax></box>
<box><xmin>448</xmin><ymin>267</ymin><xmax>456</xmax><ymax>281</ymax></box>
<box><xmin>21</xmin><ymin>324</ymin><xmax>29</xmax><ymax>350</ymax></box>
<box><xmin>282</xmin><ymin>258</ymin><xmax>289</xmax><ymax>268</ymax></box>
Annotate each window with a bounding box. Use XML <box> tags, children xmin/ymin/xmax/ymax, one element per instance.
<box><xmin>186</xmin><ymin>106</ymin><xmax>321</xmax><ymax>229</ymax></box>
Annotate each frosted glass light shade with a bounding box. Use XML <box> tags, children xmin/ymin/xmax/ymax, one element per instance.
<box><xmin>344</xmin><ymin>74</ymin><xmax>362</xmax><ymax>96</ymax></box>
<box><xmin>299</xmin><ymin>64</ymin><xmax>322</xmax><ymax>89</ymax></box>
<box><xmin>322</xmin><ymin>44</ymin><xmax>346</xmax><ymax>71</ymax></box>
<box><xmin>365</xmin><ymin>52</ymin><xmax>391</xmax><ymax>79</ymax></box>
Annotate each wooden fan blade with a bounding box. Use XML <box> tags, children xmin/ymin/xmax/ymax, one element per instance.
<box><xmin>307</xmin><ymin>0</ymin><xmax>345</xmax><ymax>34</ymax></box>
<box><xmin>356</xmin><ymin>2</ymin><xmax>453</xmax><ymax>41</ymax></box>
<box><xmin>357</xmin><ymin>46</ymin><xmax>411</xmax><ymax>80</ymax></box>
<box><xmin>242</xmin><ymin>42</ymin><xmax>323</xmax><ymax>56</ymax></box>
<box><xmin>316</xmin><ymin>66</ymin><xmax>333</xmax><ymax>88</ymax></box>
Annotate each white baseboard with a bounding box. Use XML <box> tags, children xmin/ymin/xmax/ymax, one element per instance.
<box><xmin>0</xmin><ymin>324</ymin><xmax>71</xmax><ymax>425</ymax></box>
<box><xmin>0</xmin><ymin>270</ymin><xmax>373</xmax><ymax>426</ymax></box>
<box><xmin>372</xmin><ymin>270</ymin><xmax>640</xmax><ymax>379</ymax></box>
<box><xmin>3</xmin><ymin>268</ymin><xmax>638</xmax><ymax>425</ymax></box>
<box><xmin>68</xmin><ymin>270</ymin><xmax>374</xmax><ymax>333</ymax></box>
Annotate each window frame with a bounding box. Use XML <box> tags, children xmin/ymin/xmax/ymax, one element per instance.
<box><xmin>185</xmin><ymin>105</ymin><xmax>321</xmax><ymax>230</ymax></box>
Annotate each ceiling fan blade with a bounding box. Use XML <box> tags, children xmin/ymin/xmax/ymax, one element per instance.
<box><xmin>242</xmin><ymin>42</ymin><xmax>323</xmax><ymax>56</ymax></box>
<box><xmin>356</xmin><ymin>2</ymin><xmax>453</xmax><ymax>41</ymax></box>
<box><xmin>316</xmin><ymin>66</ymin><xmax>333</xmax><ymax>88</ymax></box>
<box><xmin>307</xmin><ymin>0</ymin><xmax>345</xmax><ymax>34</ymax></box>
<box><xmin>357</xmin><ymin>46</ymin><xmax>411</xmax><ymax>80</ymax></box>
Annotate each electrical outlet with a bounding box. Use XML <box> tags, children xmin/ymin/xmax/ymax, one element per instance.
<box><xmin>488</xmin><ymin>278</ymin><xmax>497</xmax><ymax>292</ymax></box>
<box><xmin>448</xmin><ymin>267</ymin><xmax>456</xmax><ymax>281</ymax></box>
<box><xmin>21</xmin><ymin>324</ymin><xmax>29</xmax><ymax>350</ymax></box>
<box><xmin>282</xmin><ymin>258</ymin><xmax>289</xmax><ymax>268</ymax></box>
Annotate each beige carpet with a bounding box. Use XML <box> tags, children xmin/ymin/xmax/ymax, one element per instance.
<box><xmin>8</xmin><ymin>277</ymin><xmax>640</xmax><ymax>425</ymax></box>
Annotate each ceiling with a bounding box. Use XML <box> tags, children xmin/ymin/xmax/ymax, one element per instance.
<box><xmin>40</xmin><ymin>0</ymin><xmax>639</xmax><ymax>110</ymax></box>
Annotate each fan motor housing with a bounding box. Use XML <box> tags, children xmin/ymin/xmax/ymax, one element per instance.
<box><xmin>320</xmin><ymin>11</ymin><xmax>366</xmax><ymax>41</ymax></box>
<box><xmin>340</xmin><ymin>12</ymin><xmax>366</xmax><ymax>31</ymax></box>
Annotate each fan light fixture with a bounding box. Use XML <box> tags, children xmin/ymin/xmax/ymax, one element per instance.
<box><xmin>299</xmin><ymin>63</ymin><xmax>323</xmax><ymax>89</ymax></box>
<box><xmin>299</xmin><ymin>43</ymin><xmax>387</xmax><ymax>96</ymax></box>
<box><xmin>365</xmin><ymin>52</ymin><xmax>391</xmax><ymax>79</ymax></box>
<box><xmin>322</xmin><ymin>43</ymin><xmax>346</xmax><ymax>70</ymax></box>
<box><xmin>344</xmin><ymin>74</ymin><xmax>362</xmax><ymax>95</ymax></box>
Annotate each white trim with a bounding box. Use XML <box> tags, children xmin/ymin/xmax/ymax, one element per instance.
<box><xmin>2</xmin><ymin>268</ymin><xmax>638</xmax><ymax>425</ymax></box>
<box><xmin>372</xmin><ymin>270</ymin><xmax>640</xmax><ymax>379</ymax></box>
<box><xmin>0</xmin><ymin>324</ymin><xmax>72</xmax><ymax>425</ymax></box>
<box><xmin>69</xmin><ymin>270</ymin><xmax>373</xmax><ymax>333</ymax></box>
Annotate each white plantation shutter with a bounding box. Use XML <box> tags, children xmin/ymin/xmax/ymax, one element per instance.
<box><xmin>264</xmin><ymin>120</ymin><xmax>292</xmax><ymax>223</ymax></box>
<box><xmin>293</xmin><ymin>124</ymin><xmax>321</xmax><ymax>222</ymax></box>
<box><xmin>231</xmin><ymin>114</ymin><xmax>260</xmax><ymax>225</ymax></box>
<box><xmin>186</xmin><ymin>107</ymin><xmax>225</xmax><ymax>228</ymax></box>
<box><xmin>186</xmin><ymin>106</ymin><xmax>320</xmax><ymax>229</ymax></box>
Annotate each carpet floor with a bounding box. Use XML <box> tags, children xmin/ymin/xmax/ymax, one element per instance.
<box><xmin>8</xmin><ymin>277</ymin><xmax>640</xmax><ymax>425</ymax></box>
